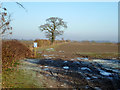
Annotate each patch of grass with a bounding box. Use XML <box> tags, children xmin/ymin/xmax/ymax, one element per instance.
<box><xmin>2</xmin><ymin>57</ymin><xmax>42</xmax><ymax>88</ymax></box>
<box><xmin>13</xmin><ymin>62</ymin><xmax>20</xmax><ymax>67</ymax></box>
<box><xmin>2</xmin><ymin>68</ymin><xmax>43</xmax><ymax>88</ymax></box>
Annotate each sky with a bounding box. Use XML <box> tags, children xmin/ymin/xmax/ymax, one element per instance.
<box><xmin>3</xmin><ymin>2</ymin><xmax>118</xmax><ymax>42</ymax></box>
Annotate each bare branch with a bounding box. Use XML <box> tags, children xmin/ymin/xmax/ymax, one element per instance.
<box><xmin>16</xmin><ymin>2</ymin><xmax>27</xmax><ymax>12</ymax></box>
<box><xmin>16</xmin><ymin>2</ymin><xmax>25</xmax><ymax>10</ymax></box>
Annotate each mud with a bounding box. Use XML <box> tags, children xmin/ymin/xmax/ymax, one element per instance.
<box><xmin>23</xmin><ymin>58</ymin><xmax>120</xmax><ymax>89</ymax></box>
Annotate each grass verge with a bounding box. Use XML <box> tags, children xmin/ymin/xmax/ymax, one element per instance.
<box><xmin>2</xmin><ymin>61</ymin><xmax>43</xmax><ymax>88</ymax></box>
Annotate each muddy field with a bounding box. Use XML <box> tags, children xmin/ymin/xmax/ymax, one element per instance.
<box><xmin>3</xmin><ymin>41</ymin><xmax>119</xmax><ymax>89</ymax></box>
<box><xmin>20</xmin><ymin>42</ymin><xmax>120</xmax><ymax>89</ymax></box>
<box><xmin>22</xmin><ymin>58</ymin><xmax>120</xmax><ymax>89</ymax></box>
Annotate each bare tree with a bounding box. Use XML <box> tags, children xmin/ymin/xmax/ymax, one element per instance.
<box><xmin>39</xmin><ymin>17</ymin><xmax>67</xmax><ymax>44</ymax></box>
<box><xmin>0</xmin><ymin>3</ymin><xmax>12</xmax><ymax>37</ymax></box>
<box><xmin>0</xmin><ymin>2</ymin><xmax>25</xmax><ymax>38</ymax></box>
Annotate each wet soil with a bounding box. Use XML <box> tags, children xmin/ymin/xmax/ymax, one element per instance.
<box><xmin>22</xmin><ymin>57</ymin><xmax>120</xmax><ymax>89</ymax></box>
<box><xmin>21</xmin><ymin>42</ymin><xmax>119</xmax><ymax>89</ymax></box>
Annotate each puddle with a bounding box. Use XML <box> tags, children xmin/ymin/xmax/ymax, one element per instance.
<box><xmin>99</xmin><ymin>69</ymin><xmax>112</xmax><ymax>76</ymax></box>
<box><xmin>44</xmin><ymin>66</ymin><xmax>48</xmax><ymax>68</ymax></box>
<box><xmin>92</xmin><ymin>59</ymin><xmax>120</xmax><ymax>69</ymax></box>
<box><xmin>89</xmin><ymin>59</ymin><xmax>120</xmax><ymax>74</ymax></box>
<box><xmin>81</xmin><ymin>67</ymin><xmax>91</xmax><ymax>71</ymax></box>
<box><xmin>43</xmin><ymin>55</ymin><xmax>48</xmax><ymax>57</ymax></box>
<box><xmin>63</xmin><ymin>66</ymin><xmax>69</xmax><ymax>69</ymax></box>
<box><xmin>92</xmin><ymin>76</ymin><xmax>98</xmax><ymax>79</ymax></box>
<box><xmin>43</xmin><ymin>68</ymin><xmax>49</xmax><ymax>71</ymax></box>
<box><xmin>81</xmin><ymin>58</ymin><xmax>88</xmax><ymax>60</ymax></box>
<box><xmin>64</xmin><ymin>61</ymin><xmax>68</xmax><ymax>63</ymax></box>
<box><xmin>94</xmin><ymin>87</ymin><xmax>101</xmax><ymax>90</ymax></box>
<box><xmin>111</xmin><ymin>69</ymin><xmax>120</xmax><ymax>73</ymax></box>
<box><xmin>86</xmin><ymin>77</ymin><xmax>91</xmax><ymax>80</ymax></box>
<box><xmin>77</xmin><ymin>57</ymin><xmax>89</xmax><ymax>60</ymax></box>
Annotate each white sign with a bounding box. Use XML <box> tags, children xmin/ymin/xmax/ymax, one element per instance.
<box><xmin>34</xmin><ymin>42</ymin><xmax>37</xmax><ymax>47</ymax></box>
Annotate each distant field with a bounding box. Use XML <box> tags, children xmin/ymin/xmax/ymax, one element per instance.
<box><xmin>55</xmin><ymin>42</ymin><xmax>118</xmax><ymax>59</ymax></box>
<box><xmin>18</xmin><ymin>40</ymin><xmax>119</xmax><ymax>59</ymax></box>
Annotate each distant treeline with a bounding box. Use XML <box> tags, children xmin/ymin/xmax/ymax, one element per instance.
<box><xmin>71</xmin><ymin>40</ymin><xmax>118</xmax><ymax>44</ymax></box>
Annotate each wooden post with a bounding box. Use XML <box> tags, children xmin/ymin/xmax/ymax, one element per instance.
<box><xmin>34</xmin><ymin>47</ymin><xmax>36</xmax><ymax>58</ymax></box>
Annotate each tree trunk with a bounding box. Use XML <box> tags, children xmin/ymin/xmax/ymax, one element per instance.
<box><xmin>51</xmin><ymin>32</ymin><xmax>55</xmax><ymax>44</ymax></box>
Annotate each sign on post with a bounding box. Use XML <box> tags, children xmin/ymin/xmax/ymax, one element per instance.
<box><xmin>34</xmin><ymin>42</ymin><xmax>37</xmax><ymax>48</ymax></box>
<box><xmin>33</xmin><ymin>42</ymin><xmax>37</xmax><ymax>57</ymax></box>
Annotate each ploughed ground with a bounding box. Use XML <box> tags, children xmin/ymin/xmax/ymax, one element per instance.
<box><xmin>21</xmin><ymin>42</ymin><xmax>120</xmax><ymax>89</ymax></box>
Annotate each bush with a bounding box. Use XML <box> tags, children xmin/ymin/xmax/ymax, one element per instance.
<box><xmin>2</xmin><ymin>40</ymin><xmax>33</xmax><ymax>70</ymax></box>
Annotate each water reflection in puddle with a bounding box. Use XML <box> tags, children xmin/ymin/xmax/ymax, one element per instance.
<box><xmin>92</xmin><ymin>59</ymin><xmax>120</xmax><ymax>69</ymax></box>
<box><xmin>98</xmin><ymin>69</ymin><xmax>112</xmax><ymax>76</ymax></box>
<box><xmin>63</xmin><ymin>66</ymin><xmax>69</xmax><ymax>69</ymax></box>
